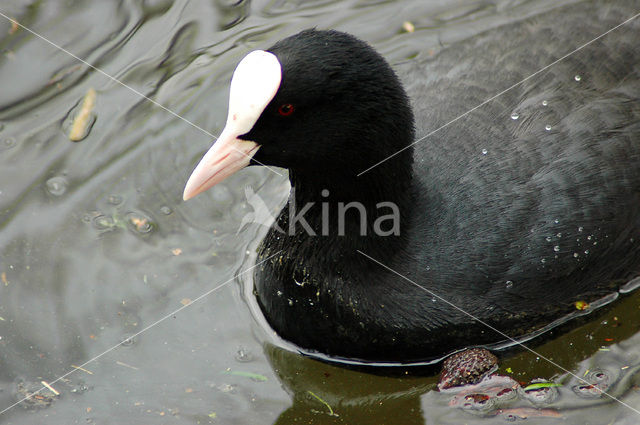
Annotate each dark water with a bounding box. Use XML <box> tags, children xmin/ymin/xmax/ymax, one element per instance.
<box><xmin>0</xmin><ymin>0</ymin><xmax>639</xmax><ymax>423</ymax></box>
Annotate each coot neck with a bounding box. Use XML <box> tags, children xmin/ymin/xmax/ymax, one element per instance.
<box><xmin>284</xmin><ymin>150</ymin><xmax>414</xmax><ymax>254</ymax></box>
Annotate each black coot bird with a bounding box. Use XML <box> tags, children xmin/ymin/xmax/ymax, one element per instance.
<box><xmin>184</xmin><ymin>1</ymin><xmax>640</xmax><ymax>363</ymax></box>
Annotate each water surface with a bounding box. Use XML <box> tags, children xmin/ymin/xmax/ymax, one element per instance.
<box><xmin>0</xmin><ymin>0</ymin><xmax>639</xmax><ymax>424</ymax></box>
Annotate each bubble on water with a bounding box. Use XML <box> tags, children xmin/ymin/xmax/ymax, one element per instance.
<box><xmin>545</xmin><ymin>236</ymin><xmax>552</xmax><ymax>242</ymax></box>
<box><xmin>542</xmin><ymin>100</ymin><xmax>548</xmax><ymax>106</ymax></box>
<box><xmin>69</xmin><ymin>382</ymin><xmax>89</xmax><ymax>394</ymax></box>
<box><xmin>540</xmin><ymin>258</ymin><xmax>546</xmax><ymax>264</ymax></box>
<box><xmin>574</xmin><ymin>75</ymin><xmax>582</xmax><ymax>81</ymax></box>
<box><xmin>0</xmin><ymin>137</ymin><xmax>17</xmax><ymax>151</ymax></box>
<box><xmin>510</xmin><ymin>112</ymin><xmax>519</xmax><ymax>120</ymax></box>
<box><xmin>160</xmin><ymin>206</ymin><xmax>172</xmax><ymax>215</ymax></box>
<box><xmin>553</xmin><ymin>245</ymin><xmax>560</xmax><ymax>252</ymax></box>
<box><xmin>45</xmin><ymin>176</ymin><xmax>68</xmax><ymax>196</ymax></box>
<box><xmin>573</xmin><ymin>253</ymin><xmax>579</xmax><ymax>258</ymax></box>
<box><xmin>556</xmin><ymin>233</ymin><xmax>562</xmax><ymax>238</ymax></box>
<box><xmin>92</xmin><ymin>215</ymin><xmax>115</xmax><ymax>231</ymax></box>
<box><xmin>573</xmin><ymin>369</ymin><xmax>611</xmax><ymax>398</ymax></box>
<box><xmin>121</xmin><ymin>336</ymin><xmax>135</xmax><ymax>346</ymax></box>
<box><xmin>578</xmin><ymin>226</ymin><xmax>584</xmax><ymax>232</ymax></box>
<box><xmin>235</xmin><ymin>346</ymin><xmax>254</xmax><ymax>363</ymax></box>
<box><xmin>505</xmin><ymin>280</ymin><xmax>514</xmax><ymax>289</ymax></box>
<box><xmin>481</xmin><ymin>149</ymin><xmax>488</xmax><ymax>155</ymax></box>
<box><xmin>554</xmin><ymin>219</ymin><xmax>559</xmax><ymax>224</ymax></box>
<box><xmin>545</xmin><ymin>124</ymin><xmax>552</xmax><ymax>131</ymax></box>
<box><xmin>108</xmin><ymin>195</ymin><xmax>123</xmax><ymax>205</ymax></box>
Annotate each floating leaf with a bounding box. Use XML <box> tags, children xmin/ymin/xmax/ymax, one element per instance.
<box><xmin>222</xmin><ymin>370</ymin><xmax>267</xmax><ymax>382</ymax></box>
<box><xmin>524</xmin><ymin>382</ymin><xmax>561</xmax><ymax>391</ymax></box>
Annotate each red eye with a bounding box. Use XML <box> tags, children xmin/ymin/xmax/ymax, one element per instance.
<box><xmin>278</xmin><ymin>103</ymin><xmax>295</xmax><ymax>116</ymax></box>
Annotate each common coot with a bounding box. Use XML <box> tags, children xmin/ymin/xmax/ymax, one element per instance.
<box><xmin>184</xmin><ymin>0</ymin><xmax>640</xmax><ymax>363</ymax></box>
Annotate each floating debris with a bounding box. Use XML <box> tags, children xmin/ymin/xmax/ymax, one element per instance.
<box><xmin>222</xmin><ymin>369</ymin><xmax>267</xmax><ymax>382</ymax></box>
<box><xmin>523</xmin><ymin>382</ymin><xmax>561</xmax><ymax>391</ymax></box>
<box><xmin>116</xmin><ymin>360</ymin><xmax>139</xmax><ymax>370</ymax></box>
<box><xmin>40</xmin><ymin>381</ymin><xmax>60</xmax><ymax>396</ymax></box>
<box><xmin>125</xmin><ymin>212</ymin><xmax>155</xmax><ymax>236</ymax></box>
<box><xmin>575</xmin><ymin>300</ymin><xmax>590</xmax><ymax>310</ymax></box>
<box><xmin>69</xmin><ymin>88</ymin><xmax>97</xmax><ymax>141</ymax></box>
<box><xmin>71</xmin><ymin>364</ymin><xmax>94</xmax><ymax>375</ymax></box>
<box><xmin>9</xmin><ymin>18</ymin><xmax>19</xmax><ymax>35</ymax></box>
<box><xmin>15</xmin><ymin>380</ymin><xmax>59</xmax><ymax>409</ymax></box>
<box><xmin>47</xmin><ymin>64</ymin><xmax>82</xmax><ymax>86</ymax></box>
<box><xmin>129</xmin><ymin>216</ymin><xmax>149</xmax><ymax>232</ymax></box>
<box><xmin>308</xmin><ymin>390</ymin><xmax>338</xmax><ymax>417</ymax></box>
<box><xmin>496</xmin><ymin>407</ymin><xmax>561</xmax><ymax>419</ymax></box>
<box><xmin>402</xmin><ymin>21</ymin><xmax>415</xmax><ymax>33</ymax></box>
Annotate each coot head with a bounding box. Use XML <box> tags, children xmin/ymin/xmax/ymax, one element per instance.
<box><xmin>184</xmin><ymin>29</ymin><xmax>414</xmax><ymax>200</ymax></box>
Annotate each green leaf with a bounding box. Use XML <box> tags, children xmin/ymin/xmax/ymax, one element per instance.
<box><xmin>524</xmin><ymin>382</ymin><xmax>561</xmax><ymax>391</ymax></box>
<box><xmin>222</xmin><ymin>370</ymin><xmax>267</xmax><ymax>382</ymax></box>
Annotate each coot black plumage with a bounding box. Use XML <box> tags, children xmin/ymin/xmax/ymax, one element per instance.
<box><xmin>184</xmin><ymin>0</ymin><xmax>640</xmax><ymax>362</ymax></box>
